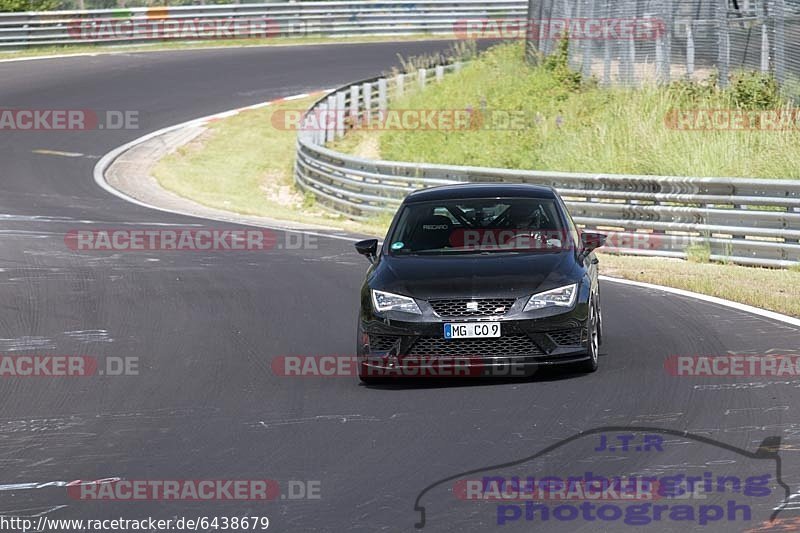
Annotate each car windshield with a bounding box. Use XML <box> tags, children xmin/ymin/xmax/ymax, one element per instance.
<box><xmin>387</xmin><ymin>197</ymin><xmax>569</xmax><ymax>255</ymax></box>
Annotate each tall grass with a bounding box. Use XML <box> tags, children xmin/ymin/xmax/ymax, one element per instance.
<box><xmin>381</xmin><ymin>43</ymin><xmax>800</xmax><ymax>179</ymax></box>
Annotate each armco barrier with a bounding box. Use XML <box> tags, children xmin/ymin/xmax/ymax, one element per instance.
<box><xmin>0</xmin><ymin>1</ymin><xmax>526</xmax><ymax>48</ymax></box>
<box><xmin>294</xmin><ymin>65</ymin><xmax>800</xmax><ymax>268</ymax></box>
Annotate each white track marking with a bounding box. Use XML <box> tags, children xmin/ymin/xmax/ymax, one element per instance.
<box><xmin>31</xmin><ymin>149</ymin><xmax>84</xmax><ymax>158</ymax></box>
<box><xmin>599</xmin><ymin>275</ymin><xmax>800</xmax><ymax>328</ymax></box>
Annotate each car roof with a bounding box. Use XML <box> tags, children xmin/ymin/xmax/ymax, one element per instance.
<box><xmin>404</xmin><ymin>183</ymin><xmax>557</xmax><ymax>203</ymax></box>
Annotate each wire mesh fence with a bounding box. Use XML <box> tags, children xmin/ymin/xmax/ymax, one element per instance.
<box><xmin>524</xmin><ymin>0</ymin><xmax>800</xmax><ymax>93</ymax></box>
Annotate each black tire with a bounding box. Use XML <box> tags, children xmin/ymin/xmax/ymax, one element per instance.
<box><xmin>596</xmin><ymin>290</ymin><xmax>604</xmax><ymax>346</ymax></box>
<box><xmin>575</xmin><ymin>297</ymin><xmax>599</xmax><ymax>373</ymax></box>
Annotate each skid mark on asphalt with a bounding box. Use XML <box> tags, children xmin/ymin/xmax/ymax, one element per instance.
<box><xmin>252</xmin><ymin>414</ymin><xmax>384</xmax><ymax>429</ymax></box>
<box><xmin>629</xmin><ymin>412</ymin><xmax>685</xmax><ymax>424</ymax></box>
<box><xmin>695</xmin><ymin>381</ymin><xmax>800</xmax><ymax>391</ymax></box>
<box><xmin>302</xmin><ymin>253</ymin><xmax>361</xmax><ymax>266</ymax></box>
<box><xmin>0</xmin><ymin>417</ymin><xmax>85</xmax><ymax>433</ymax></box>
<box><xmin>0</xmin><ymin>213</ymin><xmax>206</xmax><ymax>227</ymax></box>
<box><xmin>0</xmin><ymin>408</ymin><xmax>220</xmax><ymax>433</ymax></box>
<box><xmin>62</xmin><ymin>329</ymin><xmax>113</xmax><ymax>344</ymax></box>
<box><xmin>0</xmin><ymin>330</ymin><xmax>114</xmax><ymax>350</ymax></box>
<box><xmin>0</xmin><ymin>505</ymin><xmax>68</xmax><ymax>517</ymax></box>
<box><xmin>0</xmin><ymin>336</ymin><xmax>55</xmax><ymax>352</ymax></box>
<box><xmin>725</xmin><ymin>406</ymin><xmax>791</xmax><ymax>415</ymax></box>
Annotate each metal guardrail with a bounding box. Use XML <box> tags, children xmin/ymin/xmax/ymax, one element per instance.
<box><xmin>294</xmin><ymin>66</ymin><xmax>800</xmax><ymax>268</ymax></box>
<box><xmin>0</xmin><ymin>1</ymin><xmax>526</xmax><ymax>48</ymax></box>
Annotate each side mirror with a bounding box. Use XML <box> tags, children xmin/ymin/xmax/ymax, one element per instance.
<box><xmin>354</xmin><ymin>239</ymin><xmax>379</xmax><ymax>264</ymax></box>
<box><xmin>580</xmin><ymin>231</ymin><xmax>606</xmax><ymax>257</ymax></box>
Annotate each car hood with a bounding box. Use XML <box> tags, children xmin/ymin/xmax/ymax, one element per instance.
<box><xmin>372</xmin><ymin>251</ymin><xmax>580</xmax><ymax>300</ymax></box>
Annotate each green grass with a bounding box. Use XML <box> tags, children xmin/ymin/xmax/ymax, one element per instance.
<box><xmin>685</xmin><ymin>243</ymin><xmax>712</xmax><ymax>264</ymax></box>
<box><xmin>152</xmin><ymin>96</ymin><xmax>387</xmax><ymax>235</ymax></box>
<box><xmin>377</xmin><ymin>42</ymin><xmax>800</xmax><ymax>178</ymax></box>
<box><xmin>599</xmin><ymin>253</ymin><xmax>800</xmax><ymax>317</ymax></box>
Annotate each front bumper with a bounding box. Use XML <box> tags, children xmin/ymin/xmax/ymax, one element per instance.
<box><xmin>358</xmin><ymin>299</ymin><xmax>591</xmax><ymax>377</ymax></box>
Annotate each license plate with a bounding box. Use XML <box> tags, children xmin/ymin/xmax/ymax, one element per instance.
<box><xmin>444</xmin><ymin>322</ymin><xmax>501</xmax><ymax>339</ymax></box>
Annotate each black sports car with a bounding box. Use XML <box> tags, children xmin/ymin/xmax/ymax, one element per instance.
<box><xmin>354</xmin><ymin>183</ymin><xmax>606</xmax><ymax>383</ymax></box>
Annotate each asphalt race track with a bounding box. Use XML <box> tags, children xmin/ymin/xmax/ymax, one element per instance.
<box><xmin>1</xmin><ymin>41</ymin><xmax>800</xmax><ymax>532</ymax></box>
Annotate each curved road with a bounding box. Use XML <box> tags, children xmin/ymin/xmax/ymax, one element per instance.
<box><xmin>1</xmin><ymin>42</ymin><xmax>799</xmax><ymax>532</ymax></box>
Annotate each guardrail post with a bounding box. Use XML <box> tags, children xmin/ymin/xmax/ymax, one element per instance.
<box><xmin>316</xmin><ymin>103</ymin><xmax>327</xmax><ymax>145</ymax></box>
<box><xmin>418</xmin><ymin>68</ymin><xmax>426</xmax><ymax>89</ymax></box>
<box><xmin>326</xmin><ymin>95</ymin><xmax>336</xmax><ymax>143</ymax></box>
<box><xmin>362</xmin><ymin>82</ymin><xmax>372</xmax><ymax>124</ymax></box>
<box><xmin>349</xmin><ymin>86</ymin><xmax>360</xmax><ymax>129</ymax></box>
<box><xmin>435</xmin><ymin>65</ymin><xmax>444</xmax><ymax>81</ymax></box>
<box><xmin>378</xmin><ymin>78</ymin><xmax>388</xmax><ymax>119</ymax></box>
<box><xmin>396</xmin><ymin>74</ymin><xmax>405</xmax><ymax>98</ymax></box>
<box><xmin>335</xmin><ymin>91</ymin><xmax>346</xmax><ymax>139</ymax></box>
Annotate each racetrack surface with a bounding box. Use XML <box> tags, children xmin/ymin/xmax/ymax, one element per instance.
<box><xmin>1</xmin><ymin>41</ymin><xmax>799</xmax><ymax>532</ymax></box>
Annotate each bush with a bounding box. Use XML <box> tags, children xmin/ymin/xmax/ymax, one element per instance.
<box><xmin>543</xmin><ymin>36</ymin><xmax>583</xmax><ymax>93</ymax></box>
<box><xmin>729</xmin><ymin>71</ymin><xmax>782</xmax><ymax>110</ymax></box>
<box><xmin>666</xmin><ymin>76</ymin><xmax>719</xmax><ymax>104</ymax></box>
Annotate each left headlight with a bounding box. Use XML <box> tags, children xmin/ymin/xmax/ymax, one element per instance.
<box><xmin>524</xmin><ymin>283</ymin><xmax>578</xmax><ymax>311</ymax></box>
<box><xmin>371</xmin><ymin>289</ymin><xmax>422</xmax><ymax>314</ymax></box>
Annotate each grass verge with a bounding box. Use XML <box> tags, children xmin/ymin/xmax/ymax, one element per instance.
<box><xmin>151</xmin><ymin>95</ymin><xmax>389</xmax><ymax>235</ymax></box>
<box><xmin>598</xmin><ymin>253</ymin><xmax>800</xmax><ymax>317</ymax></box>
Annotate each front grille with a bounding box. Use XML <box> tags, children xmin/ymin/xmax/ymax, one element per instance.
<box><xmin>408</xmin><ymin>335</ymin><xmax>543</xmax><ymax>357</ymax></box>
<box><xmin>429</xmin><ymin>298</ymin><xmax>516</xmax><ymax>318</ymax></box>
<box><xmin>368</xmin><ymin>335</ymin><xmax>400</xmax><ymax>351</ymax></box>
<box><xmin>547</xmin><ymin>328</ymin><xmax>584</xmax><ymax>346</ymax></box>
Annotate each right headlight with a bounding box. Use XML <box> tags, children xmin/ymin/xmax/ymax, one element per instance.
<box><xmin>371</xmin><ymin>289</ymin><xmax>422</xmax><ymax>314</ymax></box>
<box><xmin>524</xmin><ymin>283</ymin><xmax>578</xmax><ymax>311</ymax></box>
